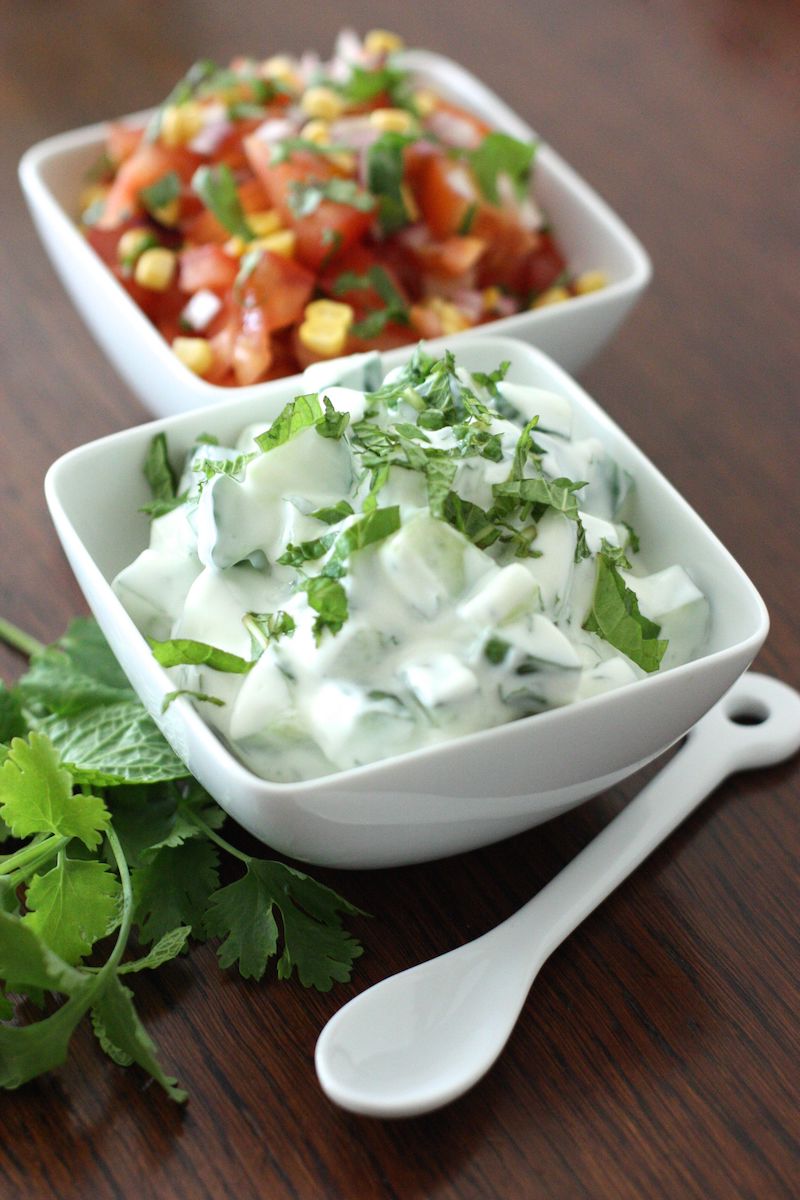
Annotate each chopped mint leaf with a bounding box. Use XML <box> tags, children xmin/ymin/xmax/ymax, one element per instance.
<box><xmin>149</xmin><ymin>637</ymin><xmax>255</xmax><ymax>674</ymax></box>
<box><xmin>309</xmin><ymin>500</ymin><xmax>355</xmax><ymax>525</ymax></box>
<box><xmin>143</xmin><ymin>432</ymin><xmax>178</xmax><ymax>504</ymax></box>
<box><xmin>255</xmin><ymin>393</ymin><xmax>323</xmax><ymax>452</ymax></box>
<box><xmin>242</xmin><ymin>611</ymin><xmax>296</xmax><ymax>656</ymax></box>
<box><xmin>161</xmin><ymin>689</ymin><xmax>226</xmax><ymax>713</ymax></box>
<box><xmin>583</xmin><ymin>553</ymin><xmax>668</xmax><ymax>672</ymax></box>
<box><xmin>300</xmin><ymin>576</ymin><xmax>349</xmax><ymax>644</ymax></box>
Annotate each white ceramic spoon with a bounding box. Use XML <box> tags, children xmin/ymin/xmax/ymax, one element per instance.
<box><xmin>316</xmin><ymin>672</ymin><xmax>800</xmax><ymax>1118</ymax></box>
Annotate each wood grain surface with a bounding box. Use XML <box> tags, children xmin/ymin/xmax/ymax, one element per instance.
<box><xmin>1</xmin><ymin>2</ymin><xmax>798</xmax><ymax>1197</ymax></box>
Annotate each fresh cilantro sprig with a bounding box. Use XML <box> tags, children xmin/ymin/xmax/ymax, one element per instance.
<box><xmin>0</xmin><ymin>615</ymin><xmax>366</xmax><ymax>1100</ymax></box>
<box><xmin>192</xmin><ymin>163</ymin><xmax>254</xmax><ymax>241</ymax></box>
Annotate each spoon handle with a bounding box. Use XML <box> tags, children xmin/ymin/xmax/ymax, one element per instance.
<box><xmin>505</xmin><ymin>672</ymin><xmax>800</xmax><ymax>966</ymax></box>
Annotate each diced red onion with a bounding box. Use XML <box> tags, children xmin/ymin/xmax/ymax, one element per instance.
<box><xmin>427</xmin><ymin>109</ymin><xmax>483</xmax><ymax>149</ymax></box>
<box><xmin>181</xmin><ymin>289</ymin><xmax>223</xmax><ymax>332</ymax></box>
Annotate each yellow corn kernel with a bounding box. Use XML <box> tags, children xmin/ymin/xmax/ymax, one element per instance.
<box><xmin>159</xmin><ymin>101</ymin><xmax>204</xmax><ymax>148</ymax></box>
<box><xmin>364</xmin><ymin>30</ymin><xmax>405</xmax><ymax>57</ymax></box>
<box><xmin>246</xmin><ymin>209</ymin><xmax>284</xmax><ymax>237</ymax></box>
<box><xmin>574</xmin><ymin>270</ymin><xmax>607</xmax><ymax>295</ymax></box>
<box><xmin>134</xmin><ymin>247</ymin><xmax>177</xmax><ymax>291</ymax></box>
<box><xmin>301</xmin><ymin>86</ymin><xmax>345</xmax><ymax>122</ymax></box>
<box><xmin>79</xmin><ymin>182</ymin><xmax>109</xmax><ymax>214</ymax></box>
<box><xmin>304</xmin><ymin>299</ymin><xmax>355</xmax><ymax>326</ymax></box>
<box><xmin>224</xmin><ymin>235</ymin><xmax>247</xmax><ymax>258</ymax></box>
<box><xmin>412</xmin><ymin>88</ymin><xmax>438</xmax><ymax>118</ymax></box>
<box><xmin>117</xmin><ymin>228</ymin><xmax>156</xmax><ymax>265</ymax></box>
<box><xmin>400</xmin><ymin>182</ymin><xmax>419</xmax><ymax>222</ymax></box>
<box><xmin>430</xmin><ymin>297</ymin><xmax>471</xmax><ymax>334</ymax></box>
<box><xmin>172</xmin><ymin>337</ymin><xmax>215</xmax><ymax>377</ymax></box>
<box><xmin>298</xmin><ymin>320</ymin><xmax>350</xmax><ymax>358</ymax></box>
<box><xmin>531</xmin><ymin>286</ymin><xmax>571</xmax><ymax>308</ymax></box>
<box><xmin>482</xmin><ymin>286</ymin><xmax>503</xmax><ymax>313</ymax></box>
<box><xmin>261</xmin><ymin>55</ymin><xmax>300</xmax><ymax>89</ymax></box>
<box><xmin>151</xmin><ymin>197</ymin><xmax>181</xmax><ymax>228</ymax></box>
<box><xmin>369</xmin><ymin>107</ymin><xmax>415</xmax><ymax>135</ymax></box>
<box><xmin>251</xmin><ymin>229</ymin><xmax>296</xmax><ymax>258</ymax></box>
<box><xmin>300</xmin><ymin>119</ymin><xmax>331</xmax><ymax>146</ymax></box>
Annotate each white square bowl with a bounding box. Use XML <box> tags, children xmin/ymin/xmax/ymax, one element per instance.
<box><xmin>20</xmin><ymin>50</ymin><xmax>651</xmax><ymax>419</ymax></box>
<box><xmin>44</xmin><ymin>336</ymin><xmax>768</xmax><ymax>868</ymax></box>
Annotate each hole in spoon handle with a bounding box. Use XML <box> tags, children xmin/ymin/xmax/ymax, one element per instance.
<box><xmin>513</xmin><ymin>673</ymin><xmax>800</xmax><ymax>958</ymax></box>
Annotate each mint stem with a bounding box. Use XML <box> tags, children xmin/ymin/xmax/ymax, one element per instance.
<box><xmin>0</xmin><ymin>616</ymin><xmax>45</xmax><ymax>660</ymax></box>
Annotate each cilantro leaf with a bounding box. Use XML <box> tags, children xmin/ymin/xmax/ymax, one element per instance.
<box><xmin>365</xmin><ymin>132</ymin><xmax>416</xmax><ymax>234</ymax></box>
<box><xmin>192</xmin><ymin>163</ymin><xmax>253</xmax><ymax>240</ymax></box>
<box><xmin>583</xmin><ymin>554</ymin><xmax>668</xmax><ymax>672</ymax></box>
<box><xmin>0</xmin><ymin>984</ymin><xmax>95</xmax><ymax>1090</ymax></box>
<box><xmin>0</xmin><ymin>683</ymin><xmax>25</xmax><ymax>743</ymax></box>
<box><xmin>287</xmin><ymin>177</ymin><xmax>375</xmax><ymax>219</ymax></box>
<box><xmin>139</xmin><ymin>171</ymin><xmax>181</xmax><ymax>218</ymax></box>
<box><xmin>204</xmin><ymin>859</ymin><xmax>363</xmax><ymax>990</ymax></box>
<box><xmin>23</xmin><ymin>858</ymin><xmax>121</xmax><ymax>965</ymax></box>
<box><xmin>0</xmin><ymin>733</ymin><xmax>109</xmax><ymax>848</ymax></box>
<box><xmin>467</xmin><ymin>131</ymin><xmax>537</xmax><ymax>203</ymax></box>
<box><xmin>336</xmin><ymin>63</ymin><xmax>411</xmax><ymax>107</ymax></box>
<box><xmin>0</xmin><ymin>909</ymin><xmax>86</xmax><ymax>995</ymax></box>
<box><xmin>131</xmin><ymin>839</ymin><xmax>220</xmax><ymax>945</ymax></box>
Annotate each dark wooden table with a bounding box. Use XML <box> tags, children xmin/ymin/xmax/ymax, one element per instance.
<box><xmin>1</xmin><ymin>2</ymin><xmax>798</xmax><ymax>1196</ymax></box>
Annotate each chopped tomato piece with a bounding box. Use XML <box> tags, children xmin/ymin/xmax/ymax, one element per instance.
<box><xmin>98</xmin><ymin>144</ymin><xmax>202</xmax><ymax>229</ymax></box>
<box><xmin>414</xmin><ymin>154</ymin><xmax>478</xmax><ymax>240</ymax></box>
<box><xmin>237</xmin><ymin>249</ymin><xmax>315</xmax><ymax>331</ymax></box>
<box><xmin>179</xmin><ymin>245</ymin><xmax>238</xmax><ymax>293</ymax></box>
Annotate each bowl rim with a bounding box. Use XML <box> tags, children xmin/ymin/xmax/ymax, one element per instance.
<box><xmin>19</xmin><ymin>49</ymin><xmax>652</xmax><ymax>404</ymax></box>
<box><xmin>44</xmin><ymin>334</ymin><xmax>769</xmax><ymax>797</ymax></box>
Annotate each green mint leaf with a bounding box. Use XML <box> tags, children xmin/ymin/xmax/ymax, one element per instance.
<box><xmin>131</xmin><ymin>839</ymin><xmax>220</xmax><ymax>945</ymax></box>
<box><xmin>90</xmin><ymin>974</ymin><xmax>187</xmax><ymax>1101</ymax></box>
<box><xmin>442</xmin><ymin>493</ymin><xmax>502</xmax><ymax>550</ymax></box>
<box><xmin>192</xmin><ymin>163</ymin><xmax>253</xmax><ymax>240</ymax></box>
<box><xmin>467</xmin><ymin>131</ymin><xmax>536</xmax><ymax>203</ymax></box>
<box><xmin>139</xmin><ymin>170</ymin><xmax>181</xmax><ymax>217</ymax></box>
<box><xmin>117</xmin><ymin>925</ymin><xmax>191</xmax><ymax>974</ymax></box>
<box><xmin>37</xmin><ymin>701</ymin><xmax>188</xmax><ymax>787</ymax></box>
<box><xmin>16</xmin><ymin>647</ymin><xmax>132</xmax><ymax>718</ymax></box>
<box><xmin>287</xmin><ymin>176</ymin><xmax>375</xmax><ymax>219</ymax></box>
<box><xmin>148</xmin><ymin>637</ymin><xmax>254</xmax><ymax>674</ymax></box>
<box><xmin>493</xmin><ymin>475</ymin><xmax>586</xmax><ymax>521</ymax></box>
<box><xmin>309</xmin><ymin>500</ymin><xmax>354</xmax><ymax>525</ymax></box>
<box><xmin>242</xmin><ymin>610</ymin><xmax>296</xmax><ymax>656</ymax></box>
<box><xmin>582</xmin><ymin>554</ymin><xmax>668</xmax><ymax>673</ymax></box>
<box><xmin>255</xmin><ymin>393</ymin><xmax>323</xmax><ymax>453</ymax></box>
<box><xmin>0</xmin><ymin>733</ymin><xmax>109</xmax><ymax>848</ymax></box>
<box><xmin>161</xmin><ymin>688</ymin><xmax>225</xmax><ymax>713</ymax></box>
<box><xmin>316</xmin><ymin>397</ymin><xmax>351</xmax><ymax>441</ymax></box>
<box><xmin>23</xmin><ymin>858</ymin><xmax>121</xmax><ymax>965</ymax></box>
<box><xmin>204</xmin><ymin>859</ymin><xmax>363</xmax><ymax>990</ymax></box>
<box><xmin>143</xmin><ymin>432</ymin><xmax>178</xmax><ymax>504</ymax></box>
<box><xmin>300</xmin><ymin>576</ymin><xmax>349</xmax><ymax>644</ymax></box>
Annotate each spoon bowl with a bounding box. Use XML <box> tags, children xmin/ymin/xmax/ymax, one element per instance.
<box><xmin>315</xmin><ymin>673</ymin><xmax>800</xmax><ymax>1117</ymax></box>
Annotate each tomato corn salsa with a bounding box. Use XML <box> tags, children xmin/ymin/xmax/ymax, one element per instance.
<box><xmin>79</xmin><ymin>30</ymin><xmax>606</xmax><ymax>387</ymax></box>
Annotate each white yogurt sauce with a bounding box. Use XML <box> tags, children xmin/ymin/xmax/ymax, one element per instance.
<box><xmin>113</xmin><ymin>350</ymin><xmax>709</xmax><ymax>782</ymax></box>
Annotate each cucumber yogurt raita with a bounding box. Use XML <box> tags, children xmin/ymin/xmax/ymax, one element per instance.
<box><xmin>113</xmin><ymin>348</ymin><xmax>710</xmax><ymax>782</ymax></box>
